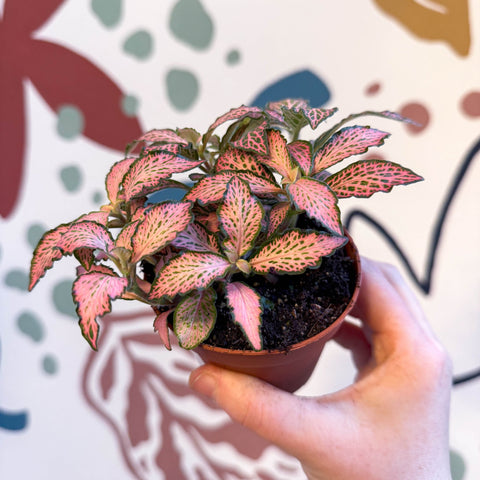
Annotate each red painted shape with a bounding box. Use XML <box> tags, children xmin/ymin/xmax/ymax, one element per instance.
<box><xmin>0</xmin><ymin>0</ymin><xmax>142</xmax><ymax>218</ymax></box>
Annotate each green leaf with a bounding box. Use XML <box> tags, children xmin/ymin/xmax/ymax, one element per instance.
<box><xmin>174</xmin><ymin>288</ymin><xmax>216</xmax><ymax>349</ymax></box>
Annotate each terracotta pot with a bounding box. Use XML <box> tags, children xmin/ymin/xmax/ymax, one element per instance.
<box><xmin>195</xmin><ymin>231</ymin><xmax>361</xmax><ymax>393</ymax></box>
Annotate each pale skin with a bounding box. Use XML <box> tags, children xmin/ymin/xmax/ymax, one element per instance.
<box><xmin>189</xmin><ymin>258</ymin><xmax>453</xmax><ymax>480</ymax></box>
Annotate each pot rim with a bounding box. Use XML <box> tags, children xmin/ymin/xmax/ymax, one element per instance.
<box><xmin>199</xmin><ymin>230</ymin><xmax>361</xmax><ymax>357</ymax></box>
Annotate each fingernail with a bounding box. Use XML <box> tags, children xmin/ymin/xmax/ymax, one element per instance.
<box><xmin>189</xmin><ymin>371</ymin><xmax>217</xmax><ymax>398</ymax></box>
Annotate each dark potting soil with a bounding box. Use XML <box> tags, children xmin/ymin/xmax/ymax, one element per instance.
<box><xmin>204</xmin><ymin>245</ymin><xmax>356</xmax><ymax>352</ymax></box>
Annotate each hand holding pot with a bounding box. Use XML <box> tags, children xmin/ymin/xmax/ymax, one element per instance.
<box><xmin>189</xmin><ymin>258</ymin><xmax>453</xmax><ymax>480</ymax></box>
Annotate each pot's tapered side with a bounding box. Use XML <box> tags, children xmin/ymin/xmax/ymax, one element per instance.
<box><xmin>196</xmin><ymin>231</ymin><xmax>361</xmax><ymax>392</ymax></box>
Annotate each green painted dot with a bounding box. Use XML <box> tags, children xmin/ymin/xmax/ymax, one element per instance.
<box><xmin>123</xmin><ymin>30</ymin><xmax>153</xmax><ymax>60</ymax></box>
<box><xmin>121</xmin><ymin>94</ymin><xmax>139</xmax><ymax>117</ymax></box>
<box><xmin>5</xmin><ymin>269</ymin><xmax>29</xmax><ymax>291</ymax></box>
<box><xmin>166</xmin><ymin>69</ymin><xmax>199</xmax><ymax>111</ymax></box>
<box><xmin>91</xmin><ymin>0</ymin><xmax>122</xmax><ymax>28</ymax></box>
<box><xmin>57</xmin><ymin>105</ymin><xmax>84</xmax><ymax>139</ymax></box>
<box><xmin>27</xmin><ymin>223</ymin><xmax>47</xmax><ymax>249</ymax></box>
<box><xmin>226</xmin><ymin>49</ymin><xmax>241</xmax><ymax>65</ymax></box>
<box><xmin>17</xmin><ymin>311</ymin><xmax>45</xmax><ymax>343</ymax></box>
<box><xmin>450</xmin><ymin>450</ymin><xmax>466</xmax><ymax>480</ymax></box>
<box><xmin>92</xmin><ymin>190</ymin><xmax>104</xmax><ymax>204</ymax></box>
<box><xmin>59</xmin><ymin>165</ymin><xmax>83</xmax><ymax>192</ymax></box>
<box><xmin>52</xmin><ymin>279</ymin><xmax>77</xmax><ymax>318</ymax></box>
<box><xmin>169</xmin><ymin>0</ymin><xmax>213</xmax><ymax>50</ymax></box>
<box><xmin>42</xmin><ymin>354</ymin><xmax>58</xmax><ymax>375</ymax></box>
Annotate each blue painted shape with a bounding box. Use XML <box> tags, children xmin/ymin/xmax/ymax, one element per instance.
<box><xmin>146</xmin><ymin>188</ymin><xmax>187</xmax><ymax>204</ymax></box>
<box><xmin>251</xmin><ymin>69</ymin><xmax>331</xmax><ymax>108</ymax></box>
<box><xmin>0</xmin><ymin>409</ymin><xmax>28</xmax><ymax>431</ymax></box>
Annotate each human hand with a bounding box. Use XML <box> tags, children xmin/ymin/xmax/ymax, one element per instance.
<box><xmin>189</xmin><ymin>258</ymin><xmax>453</xmax><ymax>480</ymax></box>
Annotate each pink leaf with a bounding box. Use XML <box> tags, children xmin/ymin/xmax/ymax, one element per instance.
<box><xmin>153</xmin><ymin>309</ymin><xmax>173</xmax><ymax>350</ymax></box>
<box><xmin>231</xmin><ymin>118</ymin><xmax>269</xmax><ymax>155</ymax></box>
<box><xmin>287</xmin><ymin>140</ymin><xmax>312</xmax><ymax>175</ymax></box>
<box><xmin>74</xmin><ymin>247</ymin><xmax>95</xmax><ymax>271</ymax></box>
<box><xmin>267</xmin><ymin>99</ymin><xmax>308</xmax><ymax>111</ymax></box>
<box><xmin>301</xmin><ymin>107</ymin><xmax>337</xmax><ymax>129</ymax></box>
<box><xmin>115</xmin><ymin>221</ymin><xmax>140</xmax><ymax>251</ymax></box>
<box><xmin>106</xmin><ymin>158</ymin><xmax>136</xmax><ymax>203</ymax></box>
<box><xmin>139</xmin><ymin>129</ymin><xmax>189</xmax><ymax>145</ymax></box>
<box><xmin>173</xmin><ymin>288</ymin><xmax>217</xmax><ymax>349</ymax></box>
<box><xmin>131</xmin><ymin>202</ymin><xmax>192</xmax><ymax>263</ymax></box>
<box><xmin>121</xmin><ymin>151</ymin><xmax>203</xmax><ymax>201</ymax></box>
<box><xmin>326</xmin><ymin>160</ymin><xmax>424</xmax><ymax>198</ymax></box>
<box><xmin>379</xmin><ymin>110</ymin><xmax>420</xmax><ymax>126</ymax></box>
<box><xmin>77</xmin><ymin>210</ymin><xmax>110</xmax><ymax>225</ymax></box>
<box><xmin>185</xmin><ymin>171</ymin><xmax>281</xmax><ymax>204</ymax></box>
<box><xmin>205</xmin><ymin>105</ymin><xmax>263</xmax><ymax>137</ymax></box>
<box><xmin>58</xmin><ymin>221</ymin><xmax>114</xmax><ymax>255</ymax></box>
<box><xmin>219</xmin><ymin>177</ymin><xmax>263</xmax><ymax>259</ymax></box>
<box><xmin>312</xmin><ymin>126</ymin><xmax>390</xmax><ymax>174</ymax></box>
<box><xmin>267</xmin><ymin>202</ymin><xmax>290</xmax><ymax>236</ymax></box>
<box><xmin>215</xmin><ymin>147</ymin><xmax>273</xmax><ymax>180</ymax></box>
<box><xmin>73</xmin><ymin>268</ymin><xmax>128</xmax><ymax>350</ymax></box>
<box><xmin>260</xmin><ymin>130</ymin><xmax>296</xmax><ymax>181</ymax></box>
<box><xmin>287</xmin><ymin>178</ymin><xmax>342</xmax><ymax>235</ymax></box>
<box><xmin>226</xmin><ymin>282</ymin><xmax>262</xmax><ymax>350</ymax></box>
<box><xmin>171</xmin><ymin>222</ymin><xmax>220</xmax><ymax>253</ymax></box>
<box><xmin>29</xmin><ymin>224</ymin><xmax>69</xmax><ymax>290</ymax></box>
<box><xmin>150</xmin><ymin>252</ymin><xmax>231</xmax><ymax>300</ymax></box>
<box><xmin>250</xmin><ymin>230</ymin><xmax>347</xmax><ymax>274</ymax></box>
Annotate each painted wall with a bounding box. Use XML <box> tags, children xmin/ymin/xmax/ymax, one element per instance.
<box><xmin>1</xmin><ymin>1</ymin><xmax>478</xmax><ymax>479</ymax></box>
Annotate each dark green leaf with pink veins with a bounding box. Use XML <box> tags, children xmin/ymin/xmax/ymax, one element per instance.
<box><xmin>150</xmin><ymin>252</ymin><xmax>231</xmax><ymax>300</ymax></box>
<box><xmin>174</xmin><ymin>288</ymin><xmax>217</xmax><ymax>349</ymax></box>
<box><xmin>313</xmin><ymin>126</ymin><xmax>390</xmax><ymax>174</ymax></box>
<box><xmin>219</xmin><ymin>177</ymin><xmax>264</xmax><ymax>260</ymax></box>
<box><xmin>73</xmin><ymin>265</ymin><xmax>128</xmax><ymax>350</ymax></box>
<box><xmin>249</xmin><ymin>230</ymin><xmax>347</xmax><ymax>274</ymax></box>
<box><xmin>326</xmin><ymin>160</ymin><xmax>424</xmax><ymax>198</ymax></box>
<box><xmin>226</xmin><ymin>281</ymin><xmax>262</xmax><ymax>350</ymax></box>
<box><xmin>121</xmin><ymin>151</ymin><xmax>203</xmax><ymax>201</ymax></box>
<box><xmin>287</xmin><ymin>178</ymin><xmax>343</xmax><ymax>236</ymax></box>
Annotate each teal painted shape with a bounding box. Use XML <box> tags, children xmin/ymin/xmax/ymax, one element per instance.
<box><xmin>17</xmin><ymin>311</ymin><xmax>45</xmax><ymax>342</ymax></box>
<box><xmin>27</xmin><ymin>223</ymin><xmax>47</xmax><ymax>249</ymax></box>
<box><xmin>5</xmin><ymin>269</ymin><xmax>29</xmax><ymax>290</ymax></box>
<box><xmin>57</xmin><ymin>105</ymin><xmax>85</xmax><ymax>139</ymax></box>
<box><xmin>450</xmin><ymin>450</ymin><xmax>466</xmax><ymax>480</ymax></box>
<box><xmin>169</xmin><ymin>0</ymin><xmax>213</xmax><ymax>50</ymax></box>
<box><xmin>251</xmin><ymin>69</ymin><xmax>330</xmax><ymax>108</ymax></box>
<box><xmin>91</xmin><ymin>0</ymin><xmax>122</xmax><ymax>28</ymax></box>
<box><xmin>166</xmin><ymin>69</ymin><xmax>199</xmax><ymax>110</ymax></box>
<box><xmin>123</xmin><ymin>30</ymin><xmax>153</xmax><ymax>60</ymax></box>
<box><xmin>121</xmin><ymin>94</ymin><xmax>139</xmax><ymax>117</ymax></box>
<box><xmin>52</xmin><ymin>279</ymin><xmax>77</xmax><ymax>318</ymax></box>
<box><xmin>42</xmin><ymin>354</ymin><xmax>59</xmax><ymax>375</ymax></box>
<box><xmin>60</xmin><ymin>165</ymin><xmax>83</xmax><ymax>192</ymax></box>
<box><xmin>226</xmin><ymin>49</ymin><xmax>241</xmax><ymax>65</ymax></box>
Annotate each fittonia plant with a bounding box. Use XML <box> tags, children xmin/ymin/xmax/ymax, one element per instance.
<box><xmin>29</xmin><ymin>99</ymin><xmax>423</xmax><ymax>352</ymax></box>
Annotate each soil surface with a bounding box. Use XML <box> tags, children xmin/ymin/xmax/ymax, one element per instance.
<box><xmin>204</xmin><ymin>245</ymin><xmax>356</xmax><ymax>352</ymax></box>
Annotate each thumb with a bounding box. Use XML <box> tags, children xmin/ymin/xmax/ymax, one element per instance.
<box><xmin>189</xmin><ymin>364</ymin><xmax>332</xmax><ymax>460</ymax></box>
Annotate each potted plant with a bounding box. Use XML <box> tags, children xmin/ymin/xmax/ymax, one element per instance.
<box><xmin>29</xmin><ymin>99</ymin><xmax>422</xmax><ymax>391</ymax></box>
